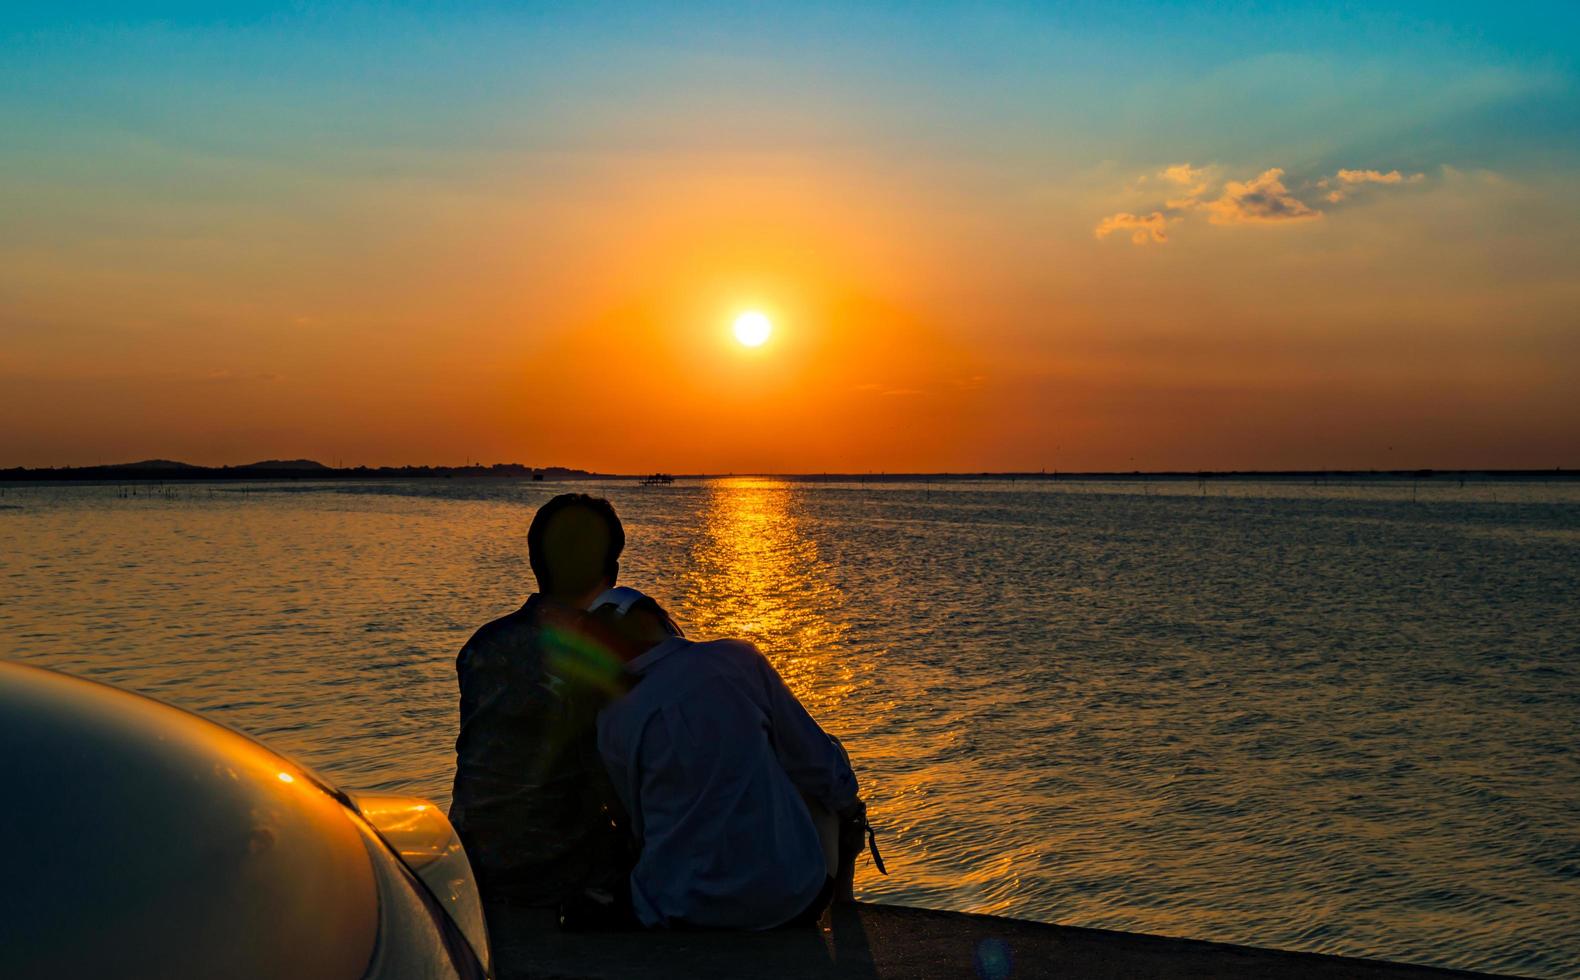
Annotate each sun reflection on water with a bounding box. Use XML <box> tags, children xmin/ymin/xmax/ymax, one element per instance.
<box><xmin>677</xmin><ymin>478</ymin><xmax>857</xmax><ymax>715</ymax></box>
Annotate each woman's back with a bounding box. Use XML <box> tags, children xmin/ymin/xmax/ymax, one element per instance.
<box><xmin>597</xmin><ymin>637</ymin><xmax>856</xmax><ymax>929</ymax></box>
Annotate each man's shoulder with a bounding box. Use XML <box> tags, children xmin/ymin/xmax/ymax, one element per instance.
<box><xmin>471</xmin><ymin>603</ymin><xmax>538</xmax><ymax>641</ymax></box>
<box><xmin>459</xmin><ymin>601</ymin><xmax>542</xmax><ymax>667</ymax></box>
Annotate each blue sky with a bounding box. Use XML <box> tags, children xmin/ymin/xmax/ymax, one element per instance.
<box><xmin>2</xmin><ymin>2</ymin><xmax>1577</xmax><ymax>469</ymax></box>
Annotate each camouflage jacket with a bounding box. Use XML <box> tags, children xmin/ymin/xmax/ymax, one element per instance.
<box><xmin>449</xmin><ymin>595</ymin><xmax>628</xmax><ymax>906</ymax></box>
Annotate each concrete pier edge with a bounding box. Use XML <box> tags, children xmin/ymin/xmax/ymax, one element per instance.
<box><xmin>489</xmin><ymin>900</ymin><xmax>1513</xmax><ymax>979</ymax></box>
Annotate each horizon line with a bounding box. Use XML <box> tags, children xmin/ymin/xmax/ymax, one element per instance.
<box><xmin>2</xmin><ymin>459</ymin><xmax>1576</xmax><ymax>482</ymax></box>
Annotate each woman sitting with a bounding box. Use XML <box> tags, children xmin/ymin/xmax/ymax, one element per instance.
<box><xmin>585</xmin><ymin>587</ymin><xmax>866</xmax><ymax>930</ymax></box>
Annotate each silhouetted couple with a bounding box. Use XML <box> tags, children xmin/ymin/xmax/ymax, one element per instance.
<box><xmin>449</xmin><ymin>493</ymin><xmax>878</xmax><ymax>931</ymax></box>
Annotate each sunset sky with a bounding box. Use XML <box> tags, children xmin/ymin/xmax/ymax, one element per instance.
<box><xmin>3</xmin><ymin>2</ymin><xmax>1577</xmax><ymax>473</ymax></box>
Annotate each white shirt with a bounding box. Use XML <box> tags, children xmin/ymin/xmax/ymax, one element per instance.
<box><xmin>596</xmin><ymin>637</ymin><xmax>858</xmax><ymax>929</ymax></box>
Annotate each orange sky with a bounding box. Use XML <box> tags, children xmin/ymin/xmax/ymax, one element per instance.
<box><xmin>3</xmin><ymin>6</ymin><xmax>1577</xmax><ymax>472</ymax></box>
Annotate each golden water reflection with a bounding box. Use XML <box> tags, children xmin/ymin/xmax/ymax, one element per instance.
<box><xmin>677</xmin><ymin>479</ymin><xmax>857</xmax><ymax>716</ymax></box>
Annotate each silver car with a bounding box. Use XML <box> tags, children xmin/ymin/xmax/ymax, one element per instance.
<box><xmin>0</xmin><ymin>661</ymin><xmax>491</xmax><ymax>979</ymax></box>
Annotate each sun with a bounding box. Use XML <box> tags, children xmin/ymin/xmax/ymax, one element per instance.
<box><xmin>733</xmin><ymin>310</ymin><xmax>772</xmax><ymax>347</ymax></box>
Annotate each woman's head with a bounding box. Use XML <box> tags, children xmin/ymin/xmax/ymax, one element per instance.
<box><xmin>587</xmin><ymin>587</ymin><xmax>683</xmax><ymax>662</ymax></box>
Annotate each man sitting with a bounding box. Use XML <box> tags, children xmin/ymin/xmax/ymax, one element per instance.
<box><xmin>449</xmin><ymin>494</ymin><xmax>630</xmax><ymax>908</ymax></box>
<box><xmin>589</xmin><ymin>587</ymin><xmax>865</xmax><ymax>929</ymax></box>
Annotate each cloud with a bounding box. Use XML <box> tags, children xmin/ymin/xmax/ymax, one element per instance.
<box><xmin>1203</xmin><ymin>168</ymin><xmax>1320</xmax><ymax>224</ymax></box>
<box><xmin>1095</xmin><ymin>210</ymin><xmax>1169</xmax><ymax>245</ymax></box>
<box><xmin>1096</xmin><ymin>162</ymin><xmax>1430</xmax><ymax>244</ymax></box>
<box><xmin>1319</xmin><ymin>168</ymin><xmax>1425</xmax><ymax>203</ymax></box>
<box><xmin>1160</xmin><ymin>162</ymin><xmax>1211</xmax><ymax>208</ymax></box>
<box><xmin>1337</xmin><ymin>168</ymin><xmax>1409</xmax><ymax>185</ymax></box>
<box><xmin>1161</xmin><ymin>163</ymin><xmax>1206</xmax><ymax>186</ymax></box>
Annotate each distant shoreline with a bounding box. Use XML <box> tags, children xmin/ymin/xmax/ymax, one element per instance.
<box><xmin>1</xmin><ymin>462</ymin><xmax>1574</xmax><ymax>484</ymax></box>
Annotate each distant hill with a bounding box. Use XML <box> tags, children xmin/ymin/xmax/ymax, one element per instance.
<box><xmin>105</xmin><ymin>459</ymin><xmax>198</xmax><ymax>470</ymax></box>
<box><xmin>237</xmin><ymin>459</ymin><xmax>329</xmax><ymax>470</ymax></box>
<box><xmin>0</xmin><ymin>458</ymin><xmax>604</xmax><ymax>482</ymax></box>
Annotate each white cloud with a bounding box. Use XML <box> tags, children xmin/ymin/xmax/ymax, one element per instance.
<box><xmin>1095</xmin><ymin>210</ymin><xmax>1169</xmax><ymax>245</ymax></box>
<box><xmin>1158</xmin><ymin>163</ymin><xmax>1211</xmax><ymax>208</ymax></box>
<box><xmin>1320</xmin><ymin>168</ymin><xmax>1425</xmax><ymax>202</ymax></box>
<box><xmin>1095</xmin><ymin>162</ymin><xmax>1432</xmax><ymax>244</ymax></box>
<box><xmin>1203</xmin><ymin>168</ymin><xmax>1320</xmax><ymax>224</ymax></box>
<box><xmin>1161</xmin><ymin>163</ymin><xmax>1206</xmax><ymax>186</ymax></box>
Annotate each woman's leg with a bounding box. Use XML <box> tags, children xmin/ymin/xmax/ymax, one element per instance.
<box><xmin>804</xmin><ymin>792</ymin><xmax>862</xmax><ymax>903</ymax></box>
<box><xmin>803</xmin><ymin>794</ymin><xmax>841</xmax><ymax>877</ymax></box>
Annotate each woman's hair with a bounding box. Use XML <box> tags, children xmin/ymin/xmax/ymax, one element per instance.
<box><xmin>587</xmin><ymin>595</ymin><xmax>683</xmax><ymax>662</ymax></box>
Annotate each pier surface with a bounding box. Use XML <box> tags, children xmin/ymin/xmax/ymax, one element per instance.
<box><xmin>488</xmin><ymin>901</ymin><xmax>1502</xmax><ymax>980</ymax></box>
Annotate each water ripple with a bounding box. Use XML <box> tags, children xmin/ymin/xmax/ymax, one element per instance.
<box><xmin>1</xmin><ymin>477</ymin><xmax>1576</xmax><ymax>976</ymax></box>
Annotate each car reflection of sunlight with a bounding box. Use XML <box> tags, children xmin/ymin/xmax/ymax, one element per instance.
<box><xmin>678</xmin><ymin>479</ymin><xmax>856</xmax><ymax>716</ymax></box>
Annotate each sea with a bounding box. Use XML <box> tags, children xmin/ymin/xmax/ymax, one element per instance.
<box><xmin>2</xmin><ymin>476</ymin><xmax>1576</xmax><ymax>977</ymax></box>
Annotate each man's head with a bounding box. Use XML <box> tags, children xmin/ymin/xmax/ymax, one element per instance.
<box><xmin>527</xmin><ymin>494</ymin><xmax>624</xmax><ymax>604</ymax></box>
